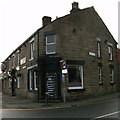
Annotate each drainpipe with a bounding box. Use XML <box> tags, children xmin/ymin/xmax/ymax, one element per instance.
<box><xmin>37</xmin><ymin>29</ymin><xmax>40</xmax><ymax>100</ymax></box>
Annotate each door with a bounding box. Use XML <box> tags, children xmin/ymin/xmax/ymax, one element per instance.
<box><xmin>45</xmin><ymin>72</ymin><xmax>58</xmax><ymax>100</ymax></box>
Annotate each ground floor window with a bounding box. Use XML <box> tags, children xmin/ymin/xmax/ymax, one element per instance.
<box><xmin>68</xmin><ymin>65</ymin><xmax>84</xmax><ymax>90</ymax></box>
<box><xmin>98</xmin><ymin>67</ymin><xmax>103</xmax><ymax>84</ymax></box>
<box><xmin>28</xmin><ymin>70</ymin><xmax>38</xmax><ymax>90</ymax></box>
<box><xmin>8</xmin><ymin>78</ymin><xmax>12</xmax><ymax>88</ymax></box>
<box><xmin>8</xmin><ymin>78</ymin><xmax>17</xmax><ymax>88</ymax></box>
<box><xmin>110</xmin><ymin>68</ymin><xmax>114</xmax><ymax>84</ymax></box>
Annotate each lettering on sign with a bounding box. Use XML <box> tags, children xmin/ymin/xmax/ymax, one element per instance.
<box><xmin>46</xmin><ymin>73</ymin><xmax>57</xmax><ymax>99</ymax></box>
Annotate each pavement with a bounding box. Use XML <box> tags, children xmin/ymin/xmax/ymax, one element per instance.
<box><xmin>2</xmin><ymin>92</ymin><xmax>120</xmax><ymax>110</ymax></box>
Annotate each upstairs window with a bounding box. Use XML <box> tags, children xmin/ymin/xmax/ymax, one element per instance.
<box><xmin>46</xmin><ymin>35</ymin><xmax>56</xmax><ymax>54</ymax></box>
<box><xmin>97</xmin><ymin>41</ymin><xmax>101</xmax><ymax>58</ymax></box>
<box><xmin>17</xmin><ymin>50</ymin><xmax>20</xmax><ymax>66</ymax></box>
<box><xmin>30</xmin><ymin>38</ymin><xmax>35</xmax><ymax>60</ymax></box>
<box><xmin>12</xmin><ymin>54</ymin><xmax>15</xmax><ymax>67</ymax></box>
<box><xmin>97</xmin><ymin>38</ymin><xmax>101</xmax><ymax>58</ymax></box>
<box><xmin>108</xmin><ymin>44</ymin><xmax>113</xmax><ymax>61</ymax></box>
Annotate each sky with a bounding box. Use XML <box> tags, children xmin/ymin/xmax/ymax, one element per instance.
<box><xmin>0</xmin><ymin>0</ymin><xmax>119</xmax><ymax>69</ymax></box>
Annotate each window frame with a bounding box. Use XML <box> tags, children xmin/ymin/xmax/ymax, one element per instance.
<box><xmin>110</xmin><ymin>68</ymin><xmax>114</xmax><ymax>83</ymax></box>
<box><xmin>28</xmin><ymin>69</ymin><xmax>38</xmax><ymax>91</ymax></box>
<box><xmin>108</xmin><ymin>45</ymin><xmax>113</xmax><ymax>61</ymax></box>
<box><xmin>34</xmin><ymin>71</ymin><xmax>38</xmax><ymax>90</ymax></box>
<box><xmin>29</xmin><ymin>37</ymin><xmax>35</xmax><ymax>60</ymax></box>
<box><xmin>8</xmin><ymin>78</ymin><xmax>12</xmax><ymax>88</ymax></box>
<box><xmin>98</xmin><ymin>66</ymin><xmax>103</xmax><ymax>84</ymax></box>
<box><xmin>17</xmin><ymin>51</ymin><xmax>20</xmax><ymax>66</ymax></box>
<box><xmin>12</xmin><ymin>54</ymin><xmax>15</xmax><ymax>67</ymax></box>
<box><xmin>46</xmin><ymin>35</ymin><xmax>56</xmax><ymax>55</ymax></box>
<box><xmin>97</xmin><ymin>41</ymin><xmax>101</xmax><ymax>58</ymax></box>
<box><xmin>29</xmin><ymin>70</ymin><xmax>33</xmax><ymax>90</ymax></box>
<box><xmin>68</xmin><ymin>65</ymin><xmax>84</xmax><ymax>90</ymax></box>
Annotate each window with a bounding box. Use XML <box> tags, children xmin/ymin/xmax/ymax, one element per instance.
<box><xmin>12</xmin><ymin>54</ymin><xmax>15</xmax><ymax>67</ymax></box>
<box><xmin>108</xmin><ymin>45</ymin><xmax>113</xmax><ymax>60</ymax></box>
<box><xmin>28</xmin><ymin>70</ymin><xmax>38</xmax><ymax>90</ymax></box>
<box><xmin>98</xmin><ymin>67</ymin><xmax>103</xmax><ymax>84</ymax></box>
<box><xmin>46</xmin><ymin>35</ymin><xmax>56</xmax><ymax>54</ymax></box>
<box><xmin>28</xmin><ymin>70</ymin><xmax>33</xmax><ymax>90</ymax></box>
<box><xmin>17</xmin><ymin>51</ymin><xmax>20</xmax><ymax>65</ymax></box>
<box><xmin>30</xmin><ymin>38</ymin><xmax>35</xmax><ymax>60</ymax></box>
<box><xmin>110</xmin><ymin>68</ymin><xmax>114</xmax><ymax>83</ymax></box>
<box><xmin>34</xmin><ymin>72</ymin><xmax>38</xmax><ymax>90</ymax></box>
<box><xmin>8</xmin><ymin>78</ymin><xmax>12</xmax><ymax>88</ymax></box>
<box><xmin>97</xmin><ymin>41</ymin><xmax>101</xmax><ymax>58</ymax></box>
<box><xmin>68</xmin><ymin>66</ymin><xmax>84</xmax><ymax>90</ymax></box>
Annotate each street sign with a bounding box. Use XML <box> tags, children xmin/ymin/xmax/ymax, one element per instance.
<box><xmin>62</xmin><ymin>69</ymin><xmax>68</xmax><ymax>74</ymax></box>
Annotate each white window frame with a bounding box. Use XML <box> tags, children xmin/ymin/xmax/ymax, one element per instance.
<box><xmin>8</xmin><ymin>78</ymin><xmax>12</xmax><ymax>88</ymax></box>
<box><xmin>108</xmin><ymin>45</ymin><xmax>113</xmax><ymax>60</ymax></box>
<box><xmin>46</xmin><ymin>35</ymin><xmax>56</xmax><ymax>54</ymax></box>
<box><xmin>68</xmin><ymin>66</ymin><xmax>84</xmax><ymax>90</ymax></box>
<box><xmin>28</xmin><ymin>69</ymin><xmax>38</xmax><ymax>90</ymax></box>
<box><xmin>30</xmin><ymin>38</ymin><xmax>35</xmax><ymax>60</ymax></box>
<box><xmin>110</xmin><ymin>68</ymin><xmax>114</xmax><ymax>82</ymax></box>
<box><xmin>29</xmin><ymin>70</ymin><xmax>33</xmax><ymax>90</ymax></box>
<box><xmin>34</xmin><ymin>71</ymin><xmax>38</xmax><ymax>90</ymax></box>
<box><xmin>12</xmin><ymin>54</ymin><xmax>15</xmax><ymax>67</ymax></box>
<box><xmin>98</xmin><ymin>67</ymin><xmax>102</xmax><ymax>84</ymax></box>
<box><xmin>97</xmin><ymin>41</ymin><xmax>101</xmax><ymax>58</ymax></box>
<box><xmin>17</xmin><ymin>51</ymin><xmax>20</xmax><ymax>65</ymax></box>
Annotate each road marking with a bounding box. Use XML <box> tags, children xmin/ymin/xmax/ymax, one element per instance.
<box><xmin>94</xmin><ymin>111</ymin><xmax>120</xmax><ymax>119</ymax></box>
<box><xmin>1</xmin><ymin>105</ymin><xmax>72</xmax><ymax>111</ymax></box>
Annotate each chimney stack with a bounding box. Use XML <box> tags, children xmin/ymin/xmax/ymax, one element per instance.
<box><xmin>70</xmin><ymin>2</ymin><xmax>80</xmax><ymax>13</ymax></box>
<box><xmin>42</xmin><ymin>16</ymin><xmax>51</xmax><ymax>26</ymax></box>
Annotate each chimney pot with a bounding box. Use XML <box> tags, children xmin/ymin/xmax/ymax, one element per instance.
<box><xmin>70</xmin><ymin>2</ymin><xmax>80</xmax><ymax>13</ymax></box>
<box><xmin>42</xmin><ymin>16</ymin><xmax>51</xmax><ymax>26</ymax></box>
<box><xmin>72</xmin><ymin>2</ymin><xmax>79</xmax><ymax>9</ymax></box>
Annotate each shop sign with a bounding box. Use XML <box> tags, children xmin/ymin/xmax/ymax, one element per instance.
<box><xmin>62</xmin><ymin>69</ymin><xmax>68</xmax><ymax>74</ymax></box>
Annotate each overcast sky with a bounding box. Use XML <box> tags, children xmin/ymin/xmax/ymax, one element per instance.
<box><xmin>0</xmin><ymin>0</ymin><xmax>119</xmax><ymax>65</ymax></box>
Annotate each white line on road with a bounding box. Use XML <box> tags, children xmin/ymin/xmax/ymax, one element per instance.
<box><xmin>93</xmin><ymin>111</ymin><xmax>120</xmax><ymax>119</ymax></box>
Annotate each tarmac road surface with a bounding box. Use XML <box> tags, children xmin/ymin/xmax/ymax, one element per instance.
<box><xmin>2</xmin><ymin>95</ymin><xmax>120</xmax><ymax>119</ymax></box>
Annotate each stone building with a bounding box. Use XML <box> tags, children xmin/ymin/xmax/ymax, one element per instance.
<box><xmin>118</xmin><ymin>49</ymin><xmax>120</xmax><ymax>87</ymax></box>
<box><xmin>0</xmin><ymin>73</ymin><xmax>3</xmax><ymax>92</ymax></box>
<box><xmin>1</xmin><ymin>2</ymin><xmax>118</xmax><ymax>101</ymax></box>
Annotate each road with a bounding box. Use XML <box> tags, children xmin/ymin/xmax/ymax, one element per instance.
<box><xmin>2</xmin><ymin>97</ymin><xmax>120</xmax><ymax>119</ymax></box>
